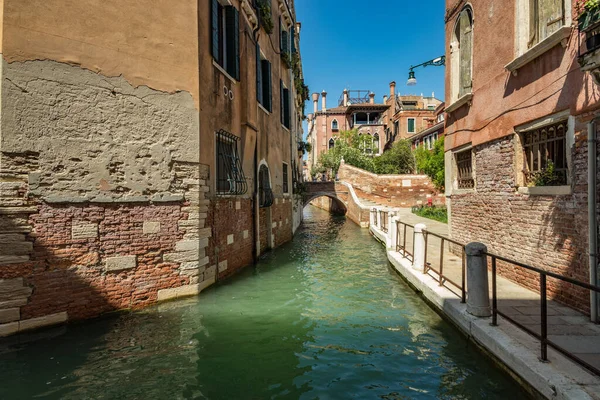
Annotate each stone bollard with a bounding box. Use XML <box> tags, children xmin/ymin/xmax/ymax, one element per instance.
<box><xmin>390</xmin><ymin>216</ymin><xmax>400</xmax><ymax>251</ymax></box>
<box><xmin>386</xmin><ymin>211</ymin><xmax>396</xmax><ymax>248</ymax></box>
<box><xmin>465</xmin><ymin>242</ymin><xmax>491</xmax><ymax>317</ymax></box>
<box><xmin>413</xmin><ymin>223</ymin><xmax>427</xmax><ymax>272</ymax></box>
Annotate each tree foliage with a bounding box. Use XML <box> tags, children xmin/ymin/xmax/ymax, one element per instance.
<box><xmin>414</xmin><ymin>137</ymin><xmax>445</xmax><ymax>190</ymax></box>
<box><xmin>315</xmin><ymin>129</ymin><xmax>414</xmax><ymax>176</ymax></box>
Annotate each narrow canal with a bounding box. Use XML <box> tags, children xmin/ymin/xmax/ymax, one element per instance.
<box><xmin>0</xmin><ymin>206</ymin><xmax>529</xmax><ymax>399</ymax></box>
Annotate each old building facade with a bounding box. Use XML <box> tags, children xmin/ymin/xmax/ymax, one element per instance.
<box><xmin>0</xmin><ymin>0</ymin><xmax>305</xmax><ymax>335</ymax></box>
<box><xmin>411</xmin><ymin>103</ymin><xmax>446</xmax><ymax>150</ymax></box>
<box><xmin>444</xmin><ymin>0</ymin><xmax>600</xmax><ymax>317</ymax></box>
<box><xmin>305</xmin><ymin>90</ymin><xmax>389</xmax><ymax>175</ymax></box>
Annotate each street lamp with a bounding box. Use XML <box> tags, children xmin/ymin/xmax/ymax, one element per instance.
<box><xmin>406</xmin><ymin>56</ymin><xmax>446</xmax><ymax>86</ymax></box>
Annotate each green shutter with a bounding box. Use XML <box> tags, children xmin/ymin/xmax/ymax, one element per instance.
<box><xmin>281</xmin><ymin>30</ymin><xmax>289</xmax><ymax>55</ymax></box>
<box><xmin>211</xmin><ymin>0</ymin><xmax>220</xmax><ymax>61</ymax></box>
<box><xmin>291</xmin><ymin>27</ymin><xmax>296</xmax><ymax>54</ymax></box>
<box><xmin>256</xmin><ymin>44</ymin><xmax>263</xmax><ymax>104</ymax></box>
<box><xmin>279</xmin><ymin>18</ymin><xmax>283</xmax><ymax>51</ymax></box>
<box><xmin>225</xmin><ymin>6</ymin><xmax>240</xmax><ymax>80</ymax></box>
<box><xmin>284</xmin><ymin>88</ymin><xmax>290</xmax><ymax>128</ymax></box>
<box><xmin>459</xmin><ymin>10</ymin><xmax>472</xmax><ymax>97</ymax></box>
<box><xmin>262</xmin><ymin>60</ymin><xmax>272</xmax><ymax>111</ymax></box>
<box><xmin>280</xmin><ymin>80</ymin><xmax>284</xmax><ymax>124</ymax></box>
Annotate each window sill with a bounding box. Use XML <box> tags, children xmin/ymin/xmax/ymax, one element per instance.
<box><xmin>446</xmin><ymin>93</ymin><xmax>473</xmax><ymax>114</ymax></box>
<box><xmin>282</xmin><ymin>125</ymin><xmax>290</xmax><ymax>132</ymax></box>
<box><xmin>505</xmin><ymin>26</ymin><xmax>572</xmax><ymax>75</ymax></box>
<box><xmin>452</xmin><ymin>188</ymin><xmax>476</xmax><ymax>195</ymax></box>
<box><xmin>212</xmin><ymin>60</ymin><xmax>237</xmax><ymax>84</ymax></box>
<box><xmin>258</xmin><ymin>103</ymin><xmax>271</xmax><ymax>115</ymax></box>
<box><xmin>518</xmin><ymin>185</ymin><xmax>572</xmax><ymax>196</ymax></box>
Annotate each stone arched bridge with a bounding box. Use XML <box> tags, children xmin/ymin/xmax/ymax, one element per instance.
<box><xmin>303</xmin><ymin>182</ymin><xmax>349</xmax><ymax>210</ymax></box>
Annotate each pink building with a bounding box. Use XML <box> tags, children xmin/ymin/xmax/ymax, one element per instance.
<box><xmin>444</xmin><ymin>0</ymin><xmax>600</xmax><ymax>317</ymax></box>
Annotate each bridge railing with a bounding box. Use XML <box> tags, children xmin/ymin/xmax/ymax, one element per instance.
<box><xmin>379</xmin><ymin>210</ymin><xmax>389</xmax><ymax>233</ymax></box>
<box><xmin>395</xmin><ymin>220</ymin><xmax>415</xmax><ymax>262</ymax></box>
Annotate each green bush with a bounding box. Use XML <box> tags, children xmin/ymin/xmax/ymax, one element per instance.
<box><xmin>414</xmin><ymin>138</ymin><xmax>445</xmax><ymax>191</ymax></box>
<box><xmin>315</xmin><ymin>130</ymin><xmax>414</xmax><ymax>176</ymax></box>
<box><xmin>412</xmin><ymin>205</ymin><xmax>448</xmax><ymax>224</ymax></box>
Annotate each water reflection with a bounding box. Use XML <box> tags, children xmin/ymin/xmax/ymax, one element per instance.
<box><xmin>0</xmin><ymin>206</ymin><xmax>529</xmax><ymax>399</ymax></box>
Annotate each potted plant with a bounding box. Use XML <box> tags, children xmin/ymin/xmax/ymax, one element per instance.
<box><xmin>578</xmin><ymin>0</ymin><xmax>600</xmax><ymax>51</ymax></box>
<box><xmin>256</xmin><ymin>0</ymin><xmax>274</xmax><ymax>34</ymax></box>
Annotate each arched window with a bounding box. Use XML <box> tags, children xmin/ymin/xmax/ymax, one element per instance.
<box><xmin>258</xmin><ymin>165</ymin><xmax>274</xmax><ymax>208</ymax></box>
<box><xmin>451</xmin><ymin>7</ymin><xmax>473</xmax><ymax>102</ymax></box>
<box><xmin>373</xmin><ymin>133</ymin><xmax>380</xmax><ymax>153</ymax></box>
<box><xmin>328</xmin><ymin>138</ymin><xmax>335</xmax><ymax>150</ymax></box>
<box><xmin>331</xmin><ymin>119</ymin><xmax>339</xmax><ymax>130</ymax></box>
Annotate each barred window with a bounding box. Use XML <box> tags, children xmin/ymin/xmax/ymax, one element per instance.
<box><xmin>522</xmin><ymin>120</ymin><xmax>568</xmax><ymax>186</ymax></box>
<box><xmin>216</xmin><ymin>130</ymin><xmax>247</xmax><ymax>195</ymax></box>
<box><xmin>259</xmin><ymin>165</ymin><xmax>274</xmax><ymax>208</ymax></box>
<box><xmin>456</xmin><ymin>149</ymin><xmax>475</xmax><ymax>189</ymax></box>
<box><xmin>283</xmin><ymin>163</ymin><xmax>289</xmax><ymax>193</ymax></box>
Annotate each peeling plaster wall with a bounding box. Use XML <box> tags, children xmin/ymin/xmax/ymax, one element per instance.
<box><xmin>1</xmin><ymin>61</ymin><xmax>199</xmax><ymax>202</ymax></box>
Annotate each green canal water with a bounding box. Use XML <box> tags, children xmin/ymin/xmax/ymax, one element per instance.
<box><xmin>0</xmin><ymin>206</ymin><xmax>530</xmax><ymax>399</ymax></box>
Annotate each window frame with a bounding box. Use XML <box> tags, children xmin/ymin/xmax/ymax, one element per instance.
<box><xmin>454</xmin><ymin>147</ymin><xmax>475</xmax><ymax>191</ymax></box>
<box><xmin>282</xmin><ymin>162</ymin><xmax>289</xmax><ymax>194</ymax></box>
<box><xmin>514</xmin><ymin>111</ymin><xmax>574</xmax><ymax>194</ymax></box>
<box><xmin>450</xmin><ymin>6</ymin><xmax>474</xmax><ymax>105</ymax></box>
<box><xmin>215</xmin><ymin>129</ymin><xmax>248</xmax><ymax>196</ymax></box>
<box><xmin>211</xmin><ymin>0</ymin><xmax>240</xmax><ymax>81</ymax></box>
<box><xmin>280</xmin><ymin>80</ymin><xmax>291</xmax><ymax>129</ymax></box>
<box><xmin>407</xmin><ymin>118</ymin><xmax>416</xmax><ymax>134</ymax></box>
<box><xmin>256</xmin><ymin>45</ymin><xmax>272</xmax><ymax>112</ymax></box>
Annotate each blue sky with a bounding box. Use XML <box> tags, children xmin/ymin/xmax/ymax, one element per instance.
<box><xmin>296</xmin><ymin>0</ymin><xmax>446</xmax><ymax>120</ymax></box>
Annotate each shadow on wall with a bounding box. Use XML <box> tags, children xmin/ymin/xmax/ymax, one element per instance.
<box><xmin>0</xmin><ymin>200</ymin><xmax>192</xmax><ymax>337</ymax></box>
<box><xmin>305</xmin><ymin>195</ymin><xmax>347</xmax><ymax>216</ymax></box>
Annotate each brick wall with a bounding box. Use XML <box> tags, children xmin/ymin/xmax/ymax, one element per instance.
<box><xmin>0</xmin><ymin>152</ymin><xmax>211</xmax><ymax>336</ymax></box>
<box><xmin>337</xmin><ymin>163</ymin><xmax>444</xmax><ymax>207</ymax></box>
<box><xmin>449</xmin><ymin>132</ymin><xmax>592</xmax><ymax>312</ymax></box>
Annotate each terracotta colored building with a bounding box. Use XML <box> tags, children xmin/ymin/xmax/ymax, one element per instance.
<box><xmin>444</xmin><ymin>0</ymin><xmax>600</xmax><ymax>317</ymax></box>
<box><xmin>305</xmin><ymin>85</ymin><xmax>442</xmax><ymax>175</ymax></box>
<box><xmin>0</xmin><ymin>0</ymin><xmax>306</xmax><ymax>335</ymax></box>
<box><xmin>382</xmin><ymin>82</ymin><xmax>443</xmax><ymax>150</ymax></box>
<box><xmin>306</xmin><ymin>90</ymin><xmax>389</xmax><ymax>175</ymax></box>
<box><xmin>411</xmin><ymin>103</ymin><xmax>446</xmax><ymax>150</ymax></box>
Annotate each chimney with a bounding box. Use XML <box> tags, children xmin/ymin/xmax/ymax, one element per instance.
<box><xmin>369</xmin><ymin>93</ymin><xmax>375</xmax><ymax>104</ymax></box>
<box><xmin>383</xmin><ymin>95</ymin><xmax>388</xmax><ymax>103</ymax></box>
<box><xmin>312</xmin><ymin>92</ymin><xmax>319</xmax><ymax>113</ymax></box>
<box><xmin>389</xmin><ymin>81</ymin><xmax>396</xmax><ymax>97</ymax></box>
<box><xmin>343</xmin><ymin>89</ymin><xmax>349</xmax><ymax>107</ymax></box>
<box><xmin>321</xmin><ymin>90</ymin><xmax>327</xmax><ymax>112</ymax></box>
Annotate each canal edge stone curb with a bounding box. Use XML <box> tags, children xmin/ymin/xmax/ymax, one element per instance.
<box><xmin>386</xmin><ymin>249</ymin><xmax>599</xmax><ymax>400</ymax></box>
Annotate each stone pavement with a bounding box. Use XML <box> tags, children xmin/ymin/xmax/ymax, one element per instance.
<box><xmin>376</xmin><ymin>208</ymin><xmax>600</xmax><ymax>398</ymax></box>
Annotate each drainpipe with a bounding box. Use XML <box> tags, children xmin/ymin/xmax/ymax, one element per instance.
<box><xmin>589</xmin><ymin>118</ymin><xmax>599</xmax><ymax>323</ymax></box>
<box><xmin>253</xmin><ymin>140</ymin><xmax>259</xmax><ymax>264</ymax></box>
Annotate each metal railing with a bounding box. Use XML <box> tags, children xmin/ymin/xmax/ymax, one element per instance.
<box><xmin>423</xmin><ymin>230</ymin><xmax>466</xmax><ymax>303</ymax></box>
<box><xmin>487</xmin><ymin>252</ymin><xmax>600</xmax><ymax>377</ymax></box>
<box><xmin>395</xmin><ymin>221</ymin><xmax>415</xmax><ymax>262</ymax></box>
<box><xmin>371</xmin><ymin>208</ymin><xmax>378</xmax><ymax>227</ymax></box>
<box><xmin>380</xmin><ymin>210</ymin><xmax>389</xmax><ymax>233</ymax></box>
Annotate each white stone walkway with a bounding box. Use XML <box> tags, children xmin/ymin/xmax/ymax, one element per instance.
<box><xmin>370</xmin><ymin>208</ymin><xmax>600</xmax><ymax>399</ymax></box>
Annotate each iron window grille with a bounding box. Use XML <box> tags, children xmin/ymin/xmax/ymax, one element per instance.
<box><xmin>283</xmin><ymin>163</ymin><xmax>289</xmax><ymax>194</ymax></box>
<box><xmin>456</xmin><ymin>149</ymin><xmax>475</xmax><ymax>189</ymax></box>
<box><xmin>259</xmin><ymin>165</ymin><xmax>274</xmax><ymax>208</ymax></box>
<box><xmin>522</xmin><ymin>120</ymin><xmax>568</xmax><ymax>186</ymax></box>
<box><xmin>216</xmin><ymin>129</ymin><xmax>248</xmax><ymax>195</ymax></box>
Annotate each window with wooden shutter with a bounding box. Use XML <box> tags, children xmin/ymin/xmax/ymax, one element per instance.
<box><xmin>256</xmin><ymin>44</ymin><xmax>263</xmax><ymax>104</ymax></box>
<box><xmin>280</xmin><ymin>80</ymin><xmax>284</xmax><ymax>124</ymax></box>
<box><xmin>283</xmin><ymin>87</ymin><xmax>290</xmax><ymax>129</ymax></box>
<box><xmin>211</xmin><ymin>0</ymin><xmax>220</xmax><ymax>62</ymax></box>
<box><xmin>211</xmin><ymin>2</ymin><xmax>240</xmax><ymax>81</ymax></box>
<box><xmin>538</xmin><ymin>0</ymin><xmax>565</xmax><ymax>44</ymax></box>
<box><xmin>261</xmin><ymin>60</ymin><xmax>272</xmax><ymax>111</ymax></box>
<box><xmin>225</xmin><ymin>6</ymin><xmax>240</xmax><ymax>80</ymax></box>
<box><xmin>458</xmin><ymin>9</ymin><xmax>473</xmax><ymax>97</ymax></box>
